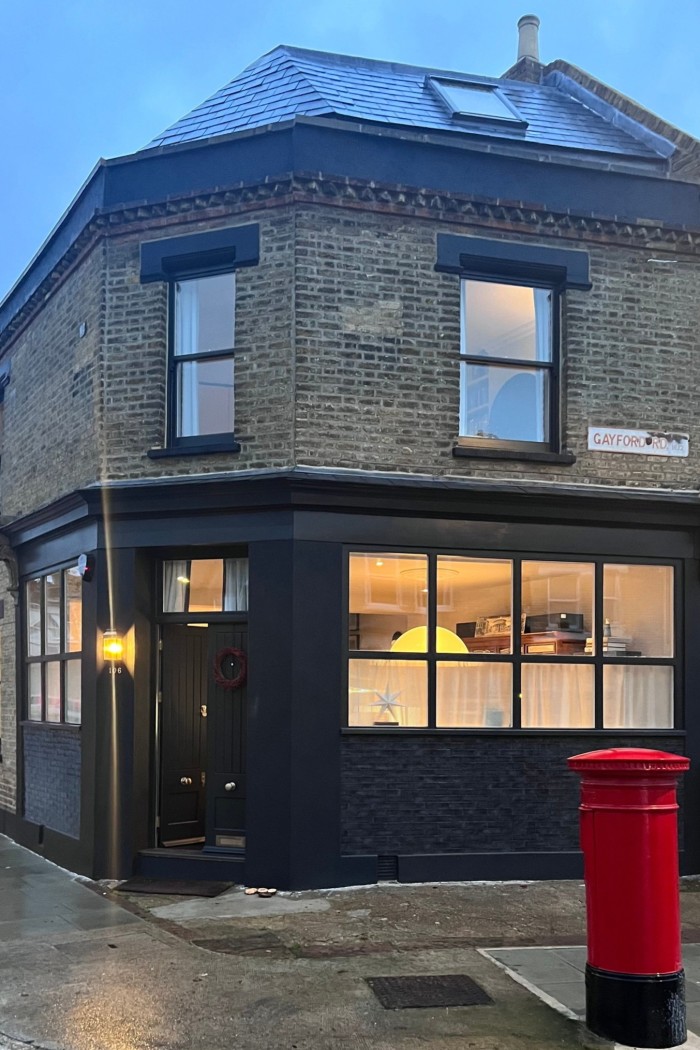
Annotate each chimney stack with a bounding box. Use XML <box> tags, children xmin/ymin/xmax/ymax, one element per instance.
<box><xmin>517</xmin><ymin>14</ymin><xmax>540</xmax><ymax>62</ymax></box>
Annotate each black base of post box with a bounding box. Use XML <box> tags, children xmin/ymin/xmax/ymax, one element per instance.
<box><xmin>586</xmin><ymin>964</ymin><xmax>686</xmax><ymax>1049</ymax></box>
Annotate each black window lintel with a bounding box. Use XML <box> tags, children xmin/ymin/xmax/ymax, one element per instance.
<box><xmin>140</xmin><ymin>224</ymin><xmax>260</xmax><ymax>283</ymax></box>
<box><xmin>436</xmin><ymin>233</ymin><xmax>591</xmax><ymax>290</ymax></box>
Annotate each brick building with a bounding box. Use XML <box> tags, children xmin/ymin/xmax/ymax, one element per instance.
<box><xmin>0</xmin><ymin>18</ymin><xmax>699</xmax><ymax>887</ymax></box>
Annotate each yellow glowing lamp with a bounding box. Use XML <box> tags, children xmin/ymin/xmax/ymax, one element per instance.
<box><xmin>390</xmin><ymin>626</ymin><xmax>468</xmax><ymax>654</ymax></box>
<box><xmin>103</xmin><ymin>630</ymin><xmax>124</xmax><ymax>662</ymax></box>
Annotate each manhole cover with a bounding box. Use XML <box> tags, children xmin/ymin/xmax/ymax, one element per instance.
<box><xmin>366</xmin><ymin>974</ymin><xmax>493</xmax><ymax>1010</ymax></box>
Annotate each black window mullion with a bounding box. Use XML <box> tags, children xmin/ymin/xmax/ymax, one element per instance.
<box><xmin>550</xmin><ymin>292</ymin><xmax>562</xmax><ymax>452</ymax></box>
<box><xmin>41</xmin><ymin>578</ymin><xmax>46</xmax><ymax>721</ymax></box>
<box><xmin>594</xmin><ymin>562</ymin><xmax>604</xmax><ymax>729</ymax></box>
<box><xmin>428</xmin><ymin>554</ymin><xmax>437</xmax><ymax>728</ymax></box>
<box><xmin>512</xmin><ymin>557</ymin><xmax>522</xmax><ymax>729</ymax></box>
<box><xmin>59</xmin><ymin>571</ymin><xmax>65</xmax><ymax>723</ymax></box>
<box><xmin>460</xmin><ymin>355</ymin><xmax>554</xmax><ymax>371</ymax></box>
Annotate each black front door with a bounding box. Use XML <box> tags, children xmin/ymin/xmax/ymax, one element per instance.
<box><xmin>205</xmin><ymin>624</ymin><xmax>247</xmax><ymax>848</ymax></box>
<box><xmin>159</xmin><ymin>625</ymin><xmax>208</xmax><ymax>845</ymax></box>
<box><xmin>159</xmin><ymin>622</ymin><xmax>247</xmax><ymax>849</ymax></box>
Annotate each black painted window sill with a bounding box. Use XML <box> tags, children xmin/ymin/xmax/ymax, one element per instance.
<box><xmin>147</xmin><ymin>440</ymin><xmax>241</xmax><ymax>459</ymax></box>
<box><xmin>341</xmin><ymin>727</ymin><xmax>684</xmax><ymax>737</ymax></box>
<box><xmin>21</xmin><ymin>720</ymin><xmax>81</xmax><ymax>732</ymax></box>
<box><xmin>453</xmin><ymin>444</ymin><xmax>576</xmax><ymax>465</ymax></box>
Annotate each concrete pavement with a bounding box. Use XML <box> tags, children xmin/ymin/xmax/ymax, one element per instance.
<box><xmin>1</xmin><ymin>834</ymin><xmax>700</xmax><ymax>1049</ymax></box>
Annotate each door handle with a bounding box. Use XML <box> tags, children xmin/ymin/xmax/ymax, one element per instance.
<box><xmin>225</xmin><ymin>781</ymin><xmax>237</xmax><ymax>792</ymax></box>
<box><xmin>200</xmin><ymin>705</ymin><xmax>207</xmax><ymax>718</ymax></box>
<box><xmin>180</xmin><ymin>776</ymin><xmax>193</xmax><ymax>786</ymax></box>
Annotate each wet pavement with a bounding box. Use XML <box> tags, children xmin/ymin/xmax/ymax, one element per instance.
<box><xmin>0</xmin><ymin>834</ymin><xmax>700</xmax><ymax>1049</ymax></box>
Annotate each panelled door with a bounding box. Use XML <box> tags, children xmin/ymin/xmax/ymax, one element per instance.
<box><xmin>159</xmin><ymin>625</ymin><xmax>208</xmax><ymax>844</ymax></box>
<box><xmin>159</xmin><ymin>622</ymin><xmax>247</xmax><ymax>849</ymax></box>
<box><xmin>205</xmin><ymin>624</ymin><xmax>247</xmax><ymax>848</ymax></box>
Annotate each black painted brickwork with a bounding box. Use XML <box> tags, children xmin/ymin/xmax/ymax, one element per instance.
<box><xmin>341</xmin><ymin>735</ymin><xmax>683</xmax><ymax>855</ymax></box>
<box><xmin>23</xmin><ymin>725</ymin><xmax>81</xmax><ymax>839</ymax></box>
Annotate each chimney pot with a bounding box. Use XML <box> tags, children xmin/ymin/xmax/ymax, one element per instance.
<box><xmin>517</xmin><ymin>13</ymin><xmax>540</xmax><ymax>62</ymax></box>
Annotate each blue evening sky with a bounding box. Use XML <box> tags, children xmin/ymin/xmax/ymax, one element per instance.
<box><xmin>2</xmin><ymin>0</ymin><xmax>698</xmax><ymax>301</ymax></box>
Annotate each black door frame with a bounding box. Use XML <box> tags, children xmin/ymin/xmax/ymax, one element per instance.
<box><xmin>154</xmin><ymin>616</ymin><xmax>248</xmax><ymax>847</ymax></box>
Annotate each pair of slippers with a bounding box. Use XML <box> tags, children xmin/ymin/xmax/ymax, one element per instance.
<box><xmin>244</xmin><ymin>886</ymin><xmax>277</xmax><ymax>898</ymax></box>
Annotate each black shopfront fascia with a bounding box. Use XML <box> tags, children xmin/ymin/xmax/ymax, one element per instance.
<box><xmin>141</xmin><ymin>224</ymin><xmax>260</xmax><ymax>456</ymax></box>
<box><xmin>436</xmin><ymin>233</ymin><xmax>592</xmax><ymax>463</ymax></box>
<box><xmin>344</xmin><ymin>547</ymin><xmax>683</xmax><ymax>735</ymax></box>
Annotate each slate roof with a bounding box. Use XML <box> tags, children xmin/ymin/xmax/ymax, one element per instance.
<box><xmin>146</xmin><ymin>45</ymin><xmax>672</xmax><ymax>163</ymax></box>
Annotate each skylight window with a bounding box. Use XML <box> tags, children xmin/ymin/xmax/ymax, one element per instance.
<box><xmin>429</xmin><ymin>78</ymin><xmax>527</xmax><ymax>129</ymax></box>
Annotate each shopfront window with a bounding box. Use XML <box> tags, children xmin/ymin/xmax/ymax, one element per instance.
<box><xmin>347</xmin><ymin>552</ymin><xmax>676</xmax><ymax>730</ymax></box>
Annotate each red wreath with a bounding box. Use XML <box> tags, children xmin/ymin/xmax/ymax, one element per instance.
<box><xmin>213</xmin><ymin>647</ymin><xmax>247</xmax><ymax>690</ymax></box>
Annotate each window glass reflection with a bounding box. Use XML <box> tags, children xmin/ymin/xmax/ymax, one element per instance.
<box><xmin>26</xmin><ymin>579</ymin><xmax>41</xmax><ymax>657</ymax></box>
<box><xmin>603</xmin><ymin>565</ymin><xmax>673</xmax><ymax>657</ymax></box>
<box><xmin>348</xmin><ymin>658</ymin><xmax>427</xmax><ymax>726</ymax></box>
<box><xmin>29</xmin><ymin>665</ymin><xmax>42</xmax><ymax>721</ymax></box>
<box><xmin>438</xmin><ymin>557</ymin><xmax>512</xmax><ymax>653</ymax></box>
<box><xmin>45</xmin><ymin>662</ymin><xmax>61</xmax><ymax>722</ymax></box>
<box><xmin>521</xmin><ymin>562</ymin><xmax>593</xmax><ymax>655</ymax></box>
<box><xmin>64</xmin><ymin>570</ymin><xmax>82</xmax><ymax>653</ymax></box>
<box><xmin>349</xmin><ymin>553</ymin><xmax>427</xmax><ymax>651</ymax></box>
<box><xmin>461</xmin><ymin>281</ymin><xmax>551</xmax><ymax>362</ymax></box>
<box><xmin>45</xmin><ymin>575</ymin><xmax>61</xmax><ymax>656</ymax></box>
<box><xmin>604</xmin><ymin>665</ymin><xmax>672</xmax><ymax>729</ymax></box>
<box><xmin>437</xmin><ymin>663</ymin><xmax>512</xmax><ymax>727</ymax></box>
<box><xmin>521</xmin><ymin>664</ymin><xmax>594</xmax><ymax>728</ymax></box>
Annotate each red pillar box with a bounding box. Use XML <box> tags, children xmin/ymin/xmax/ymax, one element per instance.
<box><xmin>568</xmin><ymin>748</ymin><xmax>689</xmax><ymax>1049</ymax></box>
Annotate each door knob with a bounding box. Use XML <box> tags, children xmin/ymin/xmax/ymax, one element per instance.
<box><xmin>180</xmin><ymin>776</ymin><xmax>192</xmax><ymax>786</ymax></box>
<box><xmin>225</xmin><ymin>781</ymin><xmax>236</xmax><ymax>792</ymax></box>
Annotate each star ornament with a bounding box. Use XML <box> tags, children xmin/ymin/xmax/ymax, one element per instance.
<box><xmin>370</xmin><ymin>690</ymin><xmax>406</xmax><ymax>717</ymax></box>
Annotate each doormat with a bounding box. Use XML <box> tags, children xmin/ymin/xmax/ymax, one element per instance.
<box><xmin>115</xmin><ymin>877</ymin><xmax>233</xmax><ymax>897</ymax></box>
<box><xmin>366</xmin><ymin>974</ymin><xmax>493</xmax><ymax>1010</ymax></box>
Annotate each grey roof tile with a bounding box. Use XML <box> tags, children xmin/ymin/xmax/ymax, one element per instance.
<box><xmin>145</xmin><ymin>45</ymin><xmax>673</xmax><ymax>162</ymax></box>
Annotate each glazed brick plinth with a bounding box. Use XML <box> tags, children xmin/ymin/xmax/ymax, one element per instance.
<box><xmin>340</xmin><ymin>734</ymin><xmax>684</xmax><ymax>855</ymax></box>
<box><xmin>23</xmin><ymin>723</ymin><xmax>81</xmax><ymax>839</ymax></box>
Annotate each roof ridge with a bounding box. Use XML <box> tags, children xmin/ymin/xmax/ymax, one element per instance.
<box><xmin>545</xmin><ymin>70</ymin><xmax>675</xmax><ymax>159</ymax></box>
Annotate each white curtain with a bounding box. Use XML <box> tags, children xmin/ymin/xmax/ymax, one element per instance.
<box><xmin>175</xmin><ymin>282</ymin><xmax>199</xmax><ymax>436</ymax></box>
<box><xmin>163</xmin><ymin>560</ymin><xmax>188</xmax><ymax>613</ymax></box>
<box><xmin>533</xmin><ymin>288</ymin><xmax>551</xmax><ymax>442</ymax></box>
<box><xmin>348</xmin><ymin>659</ymin><xmax>427</xmax><ymax>727</ymax></box>
<box><xmin>437</xmin><ymin>663</ymin><xmax>512</xmax><ymax>727</ymax></box>
<box><xmin>521</xmin><ymin>663</ymin><xmax>594</xmax><ymax>728</ymax></box>
<box><xmin>603</xmin><ymin>665</ymin><xmax>673</xmax><ymax>729</ymax></box>
<box><xmin>224</xmin><ymin>558</ymin><xmax>249</xmax><ymax>612</ymax></box>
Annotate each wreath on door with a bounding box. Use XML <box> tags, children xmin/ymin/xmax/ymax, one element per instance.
<box><xmin>213</xmin><ymin>647</ymin><xmax>247</xmax><ymax>690</ymax></box>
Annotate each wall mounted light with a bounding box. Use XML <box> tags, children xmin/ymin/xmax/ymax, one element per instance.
<box><xmin>103</xmin><ymin>630</ymin><xmax>124</xmax><ymax>663</ymax></box>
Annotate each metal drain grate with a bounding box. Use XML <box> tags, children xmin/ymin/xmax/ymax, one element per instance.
<box><xmin>366</xmin><ymin>974</ymin><xmax>493</xmax><ymax>1010</ymax></box>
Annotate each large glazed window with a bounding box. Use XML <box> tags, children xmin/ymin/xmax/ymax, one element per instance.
<box><xmin>459</xmin><ymin>279</ymin><xmax>555</xmax><ymax>447</ymax></box>
<box><xmin>347</xmin><ymin>553</ymin><xmax>676</xmax><ymax>730</ymax></box>
<box><xmin>25</xmin><ymin>568</ymin><xmax>82</xmax><ymax>724</ymax></box>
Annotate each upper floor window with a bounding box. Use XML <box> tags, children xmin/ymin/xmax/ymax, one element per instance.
<box><xmin>173</xmin><ymin>273</ymin><xmax>236</xmax><ymax>442</ymax></box>
<box><xmin>140</xmin><ymin>224</ymin><xmax>259</xmax><ymax>456</ymax></box>
<box><xmin>436</xmin><ymin>233</ymin><xmax>591</xmax><ymax>460</ymax></box>
<box><xmin>25</xmin><ymin>568</ymin><xmax>82</xmax><ymax>725</ymax></box>
<box><xmin>460</xmin><ymin>278</ymin><xmax>554</xmax><ymax>446</ymax></box>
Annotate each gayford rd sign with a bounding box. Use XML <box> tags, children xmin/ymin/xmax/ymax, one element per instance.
<box><xmin>587</xmin><ymin>427</ymin><xmax>689</xmax><ymax>457</ymax></box>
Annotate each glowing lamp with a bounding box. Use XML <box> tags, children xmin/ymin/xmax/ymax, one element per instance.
<box><xmin>390</xmin><ymin>626</ymin><xmax>468</xmax><ymax>654</ymax></box>
<box><xmin>103</xmin><ymin>630</ymin><xmax>124</xmax><ymax>662</ymax></box>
